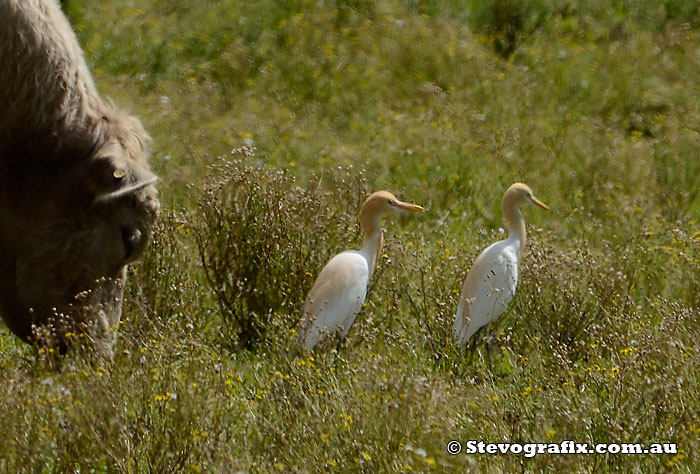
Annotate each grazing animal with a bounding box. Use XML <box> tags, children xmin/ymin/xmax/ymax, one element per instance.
<box><xmin>453</xmin><ymin>183</ymin><xmax>548</xmax><ymax>349</ymax></box>
<box><xmin>298</xmin><ymin>191</ymin><xmax>424</xmax><ymax>350</ymax></box>
<box><xmin>0</xmin><ymin>0</ymin><xmax>159</xmax><ymax>358</ymax></box>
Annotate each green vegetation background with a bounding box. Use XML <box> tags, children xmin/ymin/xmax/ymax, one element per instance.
<box><xmin>1</xmin><ymin>0</ymin><xmax>700</xmax><ymax>471</ymax></box>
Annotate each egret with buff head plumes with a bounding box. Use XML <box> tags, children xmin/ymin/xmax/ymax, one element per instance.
<box><xmin>298</xmin><ymin>191</ymin><xmax>424</xmax><ymax>350</ymax></box>
<box><xmin>453</xmin><ymin>183</ymin><xmax>549</xmax><ymax>350</ymax></box>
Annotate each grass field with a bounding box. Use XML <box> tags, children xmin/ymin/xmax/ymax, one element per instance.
<box><xmin>1</xmin><ymin>0</ymin><xmax>700</xmax><ymax>471</ymax></box>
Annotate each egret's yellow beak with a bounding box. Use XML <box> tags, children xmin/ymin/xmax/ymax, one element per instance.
<box><xmin>392</xmin><ymin>201</ymin><xmax>424</xmax><ymax>213</ymax></box>
<box><xmin>532</xmin><ymin>197</ymin><xmax>550</xmax><ymax>211</ymax></box>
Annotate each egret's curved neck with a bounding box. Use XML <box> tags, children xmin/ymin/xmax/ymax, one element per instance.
<box><xmin>502</xmin><ymin>199</ymin><xmax>526</xmax><ymax>255</ymax></box>
<box><xmin>359</xmin><ymin>212</ymin><xmax>383</xmax><ymax>278</ymax></box>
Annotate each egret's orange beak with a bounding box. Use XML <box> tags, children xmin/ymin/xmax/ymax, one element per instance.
<box><xmin>392</xmin><ymin>201</ymin><xmax>424</xmax><ymax>213</ymax></box>
<box><xmin>532</xmin><ymin>197</ymin><xmax>550</xmax><ymax>210</ymax></box>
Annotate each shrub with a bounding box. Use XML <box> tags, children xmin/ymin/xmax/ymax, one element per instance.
<box><xmin>195</xmin><ymin>152</ymin><xmax>369</xmax><ymax>351</ymax></box>
<box><xmin>126</xmin><ymin>210</ymin><xmax>198</xmax><ymax>324</ymax></box>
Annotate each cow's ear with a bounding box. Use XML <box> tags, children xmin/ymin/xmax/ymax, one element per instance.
<box><xmin>84</xmin><ymin>156</ymin><xmax>127</xmax><ymax>194</ymax></box>
<box><xmin>93</xmin><ymin>174</ymin><xmax>158</xmax><ymax>204</ymax></box>
<box><xmin>87</xmin><ymin>156</ymin><xmax>158</xmax><ymax>204</ymax></box>
<box><xmin>113</xmin><ymin>168</ymin><xmax>127</xmax><ymax>180</ymax></box>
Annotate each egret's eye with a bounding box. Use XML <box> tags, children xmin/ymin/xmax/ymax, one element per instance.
<box><xmin>388</xmin><ymin>199</ymin><xmax>395</xmax><ymax>205</ymax></box>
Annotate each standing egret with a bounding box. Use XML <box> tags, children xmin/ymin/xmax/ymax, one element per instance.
<box><xmin>298</xmin><ymin>191</ymin><xmax>424</xmax><ymax>350</ymax></box>
<box><xmin>453</xmin><ymin>183</ymin><xmax>549</xmax><ymax>349</ymax></box>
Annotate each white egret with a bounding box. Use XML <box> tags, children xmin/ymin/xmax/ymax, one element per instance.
<box><xmin>453</xmin><ymin>183</ymin><xmax>549</xmax><ymax>348</ymax></box>
<box><xmin>298</xmin><ymin>191</ymin><xmax>424</xmax><ymax>350</ymax></box>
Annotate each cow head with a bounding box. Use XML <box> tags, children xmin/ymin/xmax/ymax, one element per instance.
<box><xmin>0</xmin><ymin>109</ymin><xmax>160</xmax><ymax>358</ymax></box>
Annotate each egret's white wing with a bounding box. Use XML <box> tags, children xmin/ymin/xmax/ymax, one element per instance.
<box><xmin>298</xmin><ymin>251</ymin><xmax>369</xmax><ymax>350</ymax></box>
<box><xmin>454</xmin><ymin>241</ymin><xmax>518</xmax><ymax>346</ymax></box>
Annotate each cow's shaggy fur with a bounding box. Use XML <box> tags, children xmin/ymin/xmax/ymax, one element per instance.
<box><xmin>0</xmin><ymin>0</ymin><xmax>160</xmax><ymax>358</ymax></box>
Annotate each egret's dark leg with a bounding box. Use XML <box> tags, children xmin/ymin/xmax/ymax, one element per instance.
<box><xmin>466</xmin><ymin>326</ymin><xmax>483</xmax><ymax>362</ymax></box>
<box><xmin>485</xmin><ymin>338</ymin><xmax>493</xmax><ymax>372</ymax></box>
<box><xmin>332</xmin><ymin>332</ymin><xmax>348</xmax><ymax>371</ymax></box>
<box><xmin>335</xmin><ymin>335</ymin><xmax>344</xmax><ymax>353</ymax></box>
